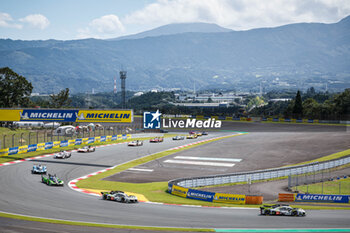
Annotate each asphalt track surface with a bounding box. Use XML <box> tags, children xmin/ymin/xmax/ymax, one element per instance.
<box><xmin>0</xmin><ymin>124</ymin><xmax>349</xmax><ymax>232</ymax></box>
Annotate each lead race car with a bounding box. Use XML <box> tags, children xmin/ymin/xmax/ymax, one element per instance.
<box><xmin>260</xmin><ymin>204</ymin><xmax>306</xmax><ymax>216</ymax></box>
<box><xmin>77</xmin><ymin>145</ymin><xmax>96</xmax><ymax>153</ymax></box>
<box><xmin>31</xmin><ymin>164</ymin><xmax>47</xmax><ymax>174</ymax></box>
<box><xmin>54</xmin><ymin>151</ymin><xmax>71</xmax><ymax>159</ymax></box>
<box><xmin>128</xmin><ymin>140</ymin><xmax>143</xmax><ymax>146</ymax></box>
<box><xmin>101</xmin><ymin>190</ymin><xmax>138</xmax><ymax>203</ymax></box>
<box><xmin>41</xmin><ymin>174</ymin><xmax>64</xmax><ymax>186</ymax></box>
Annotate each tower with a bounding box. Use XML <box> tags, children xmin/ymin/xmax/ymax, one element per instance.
<box><xmin>120</xmin><ymin>70</ymin><xmax>127</xmax><ymax>109</ymax></box>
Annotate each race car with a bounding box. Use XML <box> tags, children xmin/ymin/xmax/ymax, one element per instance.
<box><xmin>77</xmin><ymin>145</ymin><xmax>96</xmax><ymax>153</ymax></box>
<box><xmin>186</xmin><ymin>134</ymin><xmax>198</xmax><ymax>139</ymax></box>
<box><xmin>260</xmin><ymin>204</ymin><xmax>306</xmax><ymax>216</ymax></box>
<box><xmin>101</xmin><ymin>190</ymin><xmax>138</xmax><ymax>203</ymax></box>
<box><xmin>41</xmin><ymin>174</ymin><xmax>64</xmax><ymax>186</ymax></box>
<box><xmin>54</xmin><ymin>151</ymin><xmax>71</xmax><ymax>159</ymax></box>
<box><xmin>31</xmin><ymin>164</ymin><xmax>47</xmax><ymax>174</ymax></box>
<box><xmin>201</xmin><ymin>131</ymin><xmax>208</xmax><ymax>135</ymax></box>
<box><xmin>149</xmin><ymin>137</ymin><xmax>164</xmax><ymax>143</ymax></box>
<box><xmin>172</xmin><ymin>135</ymin><xmax>185</xmax><ymax>140</ymax></box>
<box><xmin>128</xmin><ymin>140</ymin><xmax>143</xmax><ymax>146</ymax></box>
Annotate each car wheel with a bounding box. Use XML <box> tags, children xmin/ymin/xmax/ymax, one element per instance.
<box><xmin>121</xmin><ymin>198</ymin><xmax>126</xmax><ymax>203</ymax></box>
<box><xmin>102</xmin><ymin>194</ymin><xmax>106</xmax><ymax>200</ymax></box>
<box><xmin>271</xmin><ymin>211</ymin><xmax>276</xmax><ymax>215</ymax></box>
<box><xmin>292</xmin><ymin>211</ymin><xmax>297</xmax><ymax>216</ymax></box>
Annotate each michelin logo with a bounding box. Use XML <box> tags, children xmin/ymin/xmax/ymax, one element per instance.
<box><xmin>143</xmin><ymin>110</ymin><xmax>161</xmax><ymax>129</ymax></box>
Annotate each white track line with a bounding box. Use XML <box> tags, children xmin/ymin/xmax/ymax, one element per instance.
<box><xmin>164</xmin><ymin>159</ymin><xmax>235</xmax><ymax>167</ymax></box>
<box><xmin>128</xmin><ymin>168</ymin><xmax>154</xmax><ymax>172</ymax></box>
<box><xmin>174</xmin><ymin>156</ymin><xmax>242</xmax><ymax>162</ymax></box>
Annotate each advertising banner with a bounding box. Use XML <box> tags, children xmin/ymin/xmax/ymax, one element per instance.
<box><xmin>18</xmin><ymin>145</ymin><xmax>28</xmax><ymax>154</ymax></box>
<box><xmin>100</xmin><ymin>136</ymin><xmax>106</xmax><ymax>142</ymax></box>
<box><xmin>60</xmin><ymin>140</ymin><xmax>68</xmax><ymax>147</ymax></box>
<box><xmin>127</xmin><ymin>134</ymin><xmax>132</xmax><ymax>139</ymax></box>
<box><xmin>111</xmin><ymin>135</ymin><xmax>117</xmax><ymax>141</ymax></box>
<box><xmin>20</xmin><ymin>109</ymin><xmax>78</xmax><ymax>122</ymax></box>
<box><xmin>0</xmin><ymin>109</ymin><xmax>133</xmax><ymax>123</ymax></box>
<box><xmin>75</xmin><ymin>110</ymin><xmax>133</xmax><ymax>123</ymax></box>
<box><xmin>122</xmin><ymin>134</ymin><xmax>127</xmax><ymax>140</ymax></box>
<box><xmin>95</xmin><ymin>136</ymin><xmax>101</xmax><ymax>143</ymax></box>
<box><xmin>68</xmin><ymin>139</ymin><xmax>75</xmax><ymax>146</ymax></box>
<box><xmin>171</xmin><ymin>185</ymin><xmax>188</xmax><ymax>198</ymax></box>
<box><xmin>75</xmin><ymin>138</ymin><xmax>82</xmax><ymax>145</ymax></box>
<box><xmin>37</xmin><ymin>143</ymin><xmax>45</xmax><ymax>151</ymax></box>
<box><xmin>27</xmin><ymin>144</ymin><xmax>37</xmax><ymax>152</ymax></box>
<box><xmin>213</xmin><ymin>193</ymin><xmax>246</xmax><ymax>204</ymax></box>
<box><xmin>186</xmin><ymin>189</ymin><xmax>215</xmax><ymax>202</ymax></box>
<box><xmin>8</xmin><ymin>147</ymin><xmax>19</xmax><ymax>155</ymax></box>
<box><xmin>82</xmin><ymin>138</ymin><xmax>89</xmax><ymax>144</ymax></box>
<box><xmin>0</xmin><ymin>148</ymin><xmax>9</xmax><ymax>156</ymax></box>
<box><xmin>45</xmin><ymin>142</ymin><xmax>53</xmax><ymax>150</ymax></box>
<box><xmin>53</xmin><ymin>141</ymin><xmax>60</xmax><ymax>148</ymax></box>
<box><xmin>88</xmin><ymin>137</ymin><xmax>95</xmax><ymax>144</ymax></box>
<box><xmin>106</xmin><ymin>136</ymin><xmax>112</xmax><ymax>141</ymax></box>
<box><xmin>117</xmin><ymin>135</ymin><xmax>123</xmax><ymax>140</ymax></box>
<box><xmin>295</xmin><ymin>194</ymin><xmax>350</xmax><ymax>203</ymax></box>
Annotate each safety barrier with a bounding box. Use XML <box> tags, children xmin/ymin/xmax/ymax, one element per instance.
<box><xmin>0</xmin><ymin>134</ymin><xmax>132</xmax><ymax>156</ymax></box>
<box><xmin>168</xmin><ymin>155</ymin><xmax>350</xmax><ymax>203</ymax></box>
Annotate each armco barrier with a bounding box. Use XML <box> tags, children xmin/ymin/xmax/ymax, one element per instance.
<box><xmin>169</xmin><ymin>155</ymin><xmax>350</xmax><ymax>202</ymax></box>
<box><xmin>0</xmin><ymin>134</ymin><xmax>132</xmax><ymax>157</ymax></box>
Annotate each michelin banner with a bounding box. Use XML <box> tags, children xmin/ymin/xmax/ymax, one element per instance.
<box><xmin>295</xmin><ymin>194</ymin><xmax>350</xmax><ymax>203</ymax></box>
<box><xmin>0</xmin><ymin>109</ymin><xmax>133</xmax><ymax>123</ymax></box>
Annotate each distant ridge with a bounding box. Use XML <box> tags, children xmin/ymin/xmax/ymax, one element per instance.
<box><xmin>111</xmin><ymin>22</ymin><xmax>232</xmax><ymax>41</ymax></box>
<box><xmin>0</xmin><ymin>16</ymin><xmax>349</xmax><ymax>93</ymax></box>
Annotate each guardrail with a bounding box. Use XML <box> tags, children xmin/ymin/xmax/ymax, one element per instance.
<box><xmin>169</xmin><ymin>155</ymin><xmax>350</xmax><ymax>189</ymax></box>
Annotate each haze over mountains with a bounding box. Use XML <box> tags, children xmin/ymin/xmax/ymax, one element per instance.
<box><xmin>0</xmin><ymin>16</ymin><xmax>349</xmax><ymax>94</ymax></box>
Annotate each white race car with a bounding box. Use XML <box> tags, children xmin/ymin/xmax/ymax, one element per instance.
<box><xmin>172</xmin><ymin>135</ymin><xmax>185</xmax><ymax>140</ymax></box>
<box><xmin>260</xmin><ymin>204</ymin><xmax>306</xmax><ymax>217</ymax></box>
<box><xmin>54</xmin><ymin>151</ymin><xmax>71</xmax><ymax>159</ymax></box>
<box><xmin>77</xmin><ymin>145</ymin><xmax>96</xmax><ymax>153</ymax></box>
<box><xmin>128</xmin><ymin>140</ymin><xmax>143</xmax><ymax>146</ymax></box>
<box><xmin>101</xmin><ymin>191</ymin><xmax>138</xmax><ymax>203</ymax></box>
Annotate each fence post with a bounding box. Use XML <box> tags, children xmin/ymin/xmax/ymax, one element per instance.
<box><xmin>3</xmin><ymin>135</ymin><xmax>6</xmax><ymax>149</ymax></box>
<box><xmin>12</xmin><ymin>134</ymin><xmax>15</xmax><ymax>147</ymax></box>
<box><xmin>20</xmin><ymin>133</ymin><xmax>24</xmax><ymax>146</ymax></box>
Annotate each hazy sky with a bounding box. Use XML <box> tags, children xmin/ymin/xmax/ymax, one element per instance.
<box><xmin>1</xmin><ymin>0</ymin><xmax>350</xmax><ymax>40</ymax></box>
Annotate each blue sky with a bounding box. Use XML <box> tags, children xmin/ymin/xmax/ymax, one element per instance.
<box><xmin>1</xmin><ymin>0</ymin><xmax>350</xmax><ymax>40</ymax></box>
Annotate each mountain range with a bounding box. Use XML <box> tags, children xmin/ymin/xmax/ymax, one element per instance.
<box><xmin>0</xmin><ymin>17</ymin><xmax>349</xmax><ymax>93</ymax></box>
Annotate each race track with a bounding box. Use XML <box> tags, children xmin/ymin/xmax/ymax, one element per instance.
<box><xmin>0</xmin><ymin>127</ymin><xmax>349</xmax><ymax>231</ymax></box>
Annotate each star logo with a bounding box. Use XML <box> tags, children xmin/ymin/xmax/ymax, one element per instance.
<box><xmin>143</xmin><ymin>110</ymin><xmax>162</xmax><ymax>129</ymax></box>
<box><xmin>150</xmin><ymin>110</ymin><xmax>161</xmax><ymax>122</ymax></box>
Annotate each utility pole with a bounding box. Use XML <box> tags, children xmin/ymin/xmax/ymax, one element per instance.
<box><xmin>120</xmin><ymin>71</ymin><xmax>127</xmax><ymax>109</ymax></box>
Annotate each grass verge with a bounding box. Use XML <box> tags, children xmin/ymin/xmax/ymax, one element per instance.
<box><xmin>292</xmin><ymin>177</ymin><xmax>350</xmax><ymax>195</ymax></box>
<box><xmin>76</xmin><ymin>134</ymin><xmax>256</xmax><ymax>208</ymax></box>
<box><xmin>0</xmin><ymin>211</ymin><xmax>213</xmax><ymax>232</ymax></box>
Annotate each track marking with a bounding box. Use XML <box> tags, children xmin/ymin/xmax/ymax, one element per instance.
<box><xmin>128</xmin><ymin>168</ymin><xmax>154</xmax><ymax>172</ymax></box>
<box><xmin>174</xmin><ymin>156</ymin><xmax>242</xmax><ymax>162</ymax></box>
<box><xmin>164</xmin><ymin>159</ymin><xmax>235</xmax><ymax>167</ymax></box>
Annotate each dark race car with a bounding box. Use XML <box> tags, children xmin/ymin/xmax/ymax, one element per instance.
<box><xmin>101</xmin><ymin>191</ymin><xmax>138</xmax><ymax>203</ymax></box>
<box><xmin>260</xmin><ymin>204</ymin><xmax>306</xmax><ymax>216</ymax></box>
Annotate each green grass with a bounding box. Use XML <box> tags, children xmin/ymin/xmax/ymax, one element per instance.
<box><xmin>76</xmin><ymin>134</ymin><xmax>254</xmax><ymax>208</ymax></box>
<box><xmin>0</xmin><ymin>211</ymin><xmax>213</xmax><ymax>232</ymax></box>
<box><xmin>0</xmin><ymin>134</ymin><xmax>178</xmax><ymax>164</ymax></box>
<box><xmin>293</xmin><ymin>177</ymin><xmax>350</xmax><ymax>195</ymax></box>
